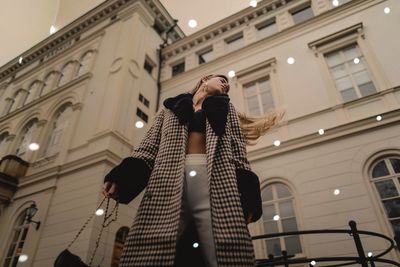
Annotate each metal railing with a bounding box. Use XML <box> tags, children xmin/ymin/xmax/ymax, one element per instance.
<box><xmin>252</xmin><ymin>220</ymin><xmax>400</xmax><ymax>267</ymax></box>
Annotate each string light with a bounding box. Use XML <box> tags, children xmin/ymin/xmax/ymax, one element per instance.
<box><xmin>95</xmin><ymin>209</ymin><xmax>104</xmax><ymax>216</ymax></box>
<box><xmin>135</xmin><ymin>121</ymin><xmax>144</xmax><ymax>128</ymax></box>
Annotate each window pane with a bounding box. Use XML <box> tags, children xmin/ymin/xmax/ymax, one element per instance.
<box><xmin>353</xmin><ymin>70</ymin><xmax>371</xmax><ymax>86</ymax></box>
<box><xmin>374</xmin><ymin>180</ymin><xmax>399</xmax><ymax>199</ymax></box>
<box><xmin>7</xmin><ymin>243</ymin><xmax>16</xmax><ymax>257</ymax></box>
<box><xmin>258</xmin><ymin>79</ymin><xmax>271</xmax><ymax>92</ymax></box>
<box><xmin>226</xmin><ymin>34</ymin><xmax>244</xmax><ymax>52</ymax></box>
<box><xmin>266</xmin><ymin>238</ymin><xmax>281</xmax><ymax>256</ymax></box>
<box><xmin>382</xmin><ymin>198</ymin><xmax>400</xmax><ymax>218</ymax></box>
<box><xmin>391</xmin><ymin>219</ymin><xmax>400</xmax><ymax>236</ymax></box>
<box><xmin>372</xmin><ymin>160</ymin><xmax>390</xmax><ymax>178</ymax></box>
<box><xmin>244</xmin><ymin>83</ymin><xmax>257</xmax><ymax>95</ymax></box>
<box><xmin>262</xmin><ymin>186</ymin><xmax>273</xmax><ymax>201</ymax></box>
<box><xmin>20</xmin><ymin>228</ymin><xmax>28</xmax><ymax>241</ymax></box>
<box><xmin>261</xmin><ymin>91</ymin><xmax>274</xmax><ymax>112</ymax></box>
<box><xmin>291</xmin><ymin>6</ymin><xmax>313</xmax><ymax>24</ymax></box>
<box><xmin>279</xmin><ymin>201</ymin><xmax>294</xmax><ymax>217</ymax></box>
<box><xmin>276</xmin><ymin>184</ymin><xmax>291</xmax><ymax>198</ymax></box>
<box><xmin>340</xmin><ymin>88</ymin><xmax>358</xmax><ymax>102</ymax></box>
<box><xmin>198</xmin><ymin>50</ymin><xmax>213</xmax><ymax>64</ymax></box>
<box><xmin>325</xmin><ymin>52</ymin><xmax>342</xmax><ymax>67</ymax></box>
<box><xmin>282</xmin><ymin>217</ymin><xmax>298</xmax><ymax>232</ymax></box>
<box><xmin>349</xmin><ymin>58</ymin><xmax>365</xmax><ymax>73</ymax></box>
<box><xmin>257</xmin><ymin>22</ymin><xmax>277</xmax><ymax>39</ymax></box>
<box><xmin>331</xmin><ymin>64</ymin><xmax>347</xmax><ymax>79</ymax></box>
<box><xmin>263</xmin><ymin>204</ymin><xmax>276</xmax><ymax>220</ymax></box>
<box><xmin>264</xmin><ymin>220</ymin><xmax>279</xmax><ymax>234</ymax></box>
<box><xmin>172</xmin><ymin>62</ymin><xmax>185</xmax><ymax>76</ymax></box>
<box><xmin>342</xmin><ymin>44</ymin><xmax>359</xmax><ymax>60</ymax></box>
<box><xmin>359</xmin><ymin>82</ymin><xmax>376</xmax><ymax>97</ymax></box>
<box><xmin>335</xmin><ymin>76</ymin><xmax>353</xmax><ymax>91</ymax></box>
<box><xmin>391</xmin><ymin>159</ymin><xmax>400</xmax><ymax>173</ymax></box>
<box><xmin>246</xmin><ymin>96</ymin><xmax>260</xmax><ymax>116</ymax></box>
<box><xmin>285</xmin><ymin>236</ymin><xmax>302</xmax><ymax>255</ymax></box>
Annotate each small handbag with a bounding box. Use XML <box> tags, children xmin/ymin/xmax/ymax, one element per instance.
<box><xmin>54</xmin><ymin>197</ymin><xmax>119</xmax><ymax>267</ymax></box>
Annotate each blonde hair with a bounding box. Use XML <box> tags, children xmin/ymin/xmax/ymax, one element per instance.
<box><xmin>154</xmin><ymin>74</ymin><xmax>285</xmax><ymax>145</ymax></box>
<box><xmin>237</xmin><ymin>110</ymin><xmax>284</xmax><ymax>145</ymax></box>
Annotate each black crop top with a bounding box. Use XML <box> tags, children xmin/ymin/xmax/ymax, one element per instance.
<box><xmin>188</xmin><ymin>109</ymin><xmax>206</xmax><ymax>133</ymax></box>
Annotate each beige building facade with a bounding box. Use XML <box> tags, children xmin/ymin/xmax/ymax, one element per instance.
<box><xmin>0</xmin><ymin>0</ymin><xmax>399</xmax><ymax>266</ymax></box>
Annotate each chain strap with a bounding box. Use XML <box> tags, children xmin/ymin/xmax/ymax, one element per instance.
<box><xmin>66</xmin><ymin>196</ymin><xmax>119</xmax><ymax>266</ymax></box>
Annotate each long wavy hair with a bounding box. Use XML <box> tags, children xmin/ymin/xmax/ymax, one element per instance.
<box><xmin>189</xmin><ymin>74</ymin><xmax>285</xmax><ymax>145</ymax></box>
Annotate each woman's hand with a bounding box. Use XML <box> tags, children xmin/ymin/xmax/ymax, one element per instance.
<box><xmin>102</xmin><ymin>181</ymin><xmax>118</xmax><ymax>200</ymax></box>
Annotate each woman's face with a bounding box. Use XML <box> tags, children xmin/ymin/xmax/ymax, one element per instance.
<box><xmin>204</xmin><ymin>76</ymin><xmax>229</xmax><ymax>96</ymax></box>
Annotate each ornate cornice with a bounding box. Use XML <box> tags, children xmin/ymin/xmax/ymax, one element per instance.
<box><xmin>0</xmin><ymin>0</ymin><xmax>184</xmax><ymax>83</ymax></box>
<box><xmin>161</xmin><ymin>0</ymin><xmax>294</xmax><ymax>60</ymax></box>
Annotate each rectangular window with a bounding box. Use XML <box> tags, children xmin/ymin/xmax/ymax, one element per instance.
<box><xmin>144</xmin><ymin>59</ymin><xmax>153</xmax><ymax>75</ymax></box>
<box><xmin>290</xmin><ymin>4</ymin><xmax>314</xmax><ymax>24</ymax></box>
<box><xmin>171</xmin><ymin>61</ymin><xmax>185</xmax><ymax>77</ymax></box>
<box><xmin>138</xmin><ymin>93</ymin><xmax>150</xmax><ymax>108</ymax></box>
<box><xmin>225</xmin><ymin>32</ymin><xmax>244</xmax><ymax>53</ymax></box>
<box><xmin>324</xmin><ymin>43</ymin><xmax>376</xmax><ymax>102</ymax></box>
<box><xmin>256</xmin><ymin>19</ymin><xmax>277</xmax><ymax>39</ymax></box>
<box><xmin>198</xmin><ymin>48</ymin><xmax>213</xmax><ymax>64</ymax></box>
<box><xmin>243</xmin><ymin>77</ymin><xmax>274</xmax><ymax>116</ymax></box>
<box><xmin>136</xmin><ymin>108</ymin><xmax>148</xmax><ymax>123</ymax></box>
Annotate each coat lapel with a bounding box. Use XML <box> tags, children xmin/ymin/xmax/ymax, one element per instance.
<box><xmin>205</xmin><ymin>119</ymin><xmax>219</xmax><ymax>182</ymax></box>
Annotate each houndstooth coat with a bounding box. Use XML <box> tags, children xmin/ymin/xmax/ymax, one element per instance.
<box><xmin>107</xmin><ymin>93</ymin><xmax>261</xmax><ymax>266</ymax></box>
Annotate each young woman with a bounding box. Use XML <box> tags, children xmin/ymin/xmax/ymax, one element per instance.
<box><xmin>102</xmin><ymin>74</ymin><xmax>282</xmax><ymax>266</ymax></box>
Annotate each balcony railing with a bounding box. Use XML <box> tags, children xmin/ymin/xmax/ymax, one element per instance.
<box><xmin>253</xmin><ymin>220</ymin><xmax>400</xmax><ymax>267</ymax></box>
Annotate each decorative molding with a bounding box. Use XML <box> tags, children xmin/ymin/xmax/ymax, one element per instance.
<box><xmin>308</xmin><ymin>22</ymin><xmax>364</xmax><ymax>56</ymax></box>
<box><xmin>128</xmin><ymin>59</ymin><xmax>140</xmax><ymax>78</ymax></box>
<box><xmin>71</xmin><ymin>103</ymin><xmax>83</xmax><ymax>111</ymax></box>
<box><xmin>110</xmin><ymin>57</ymin><xmax>124</xmax><ymax>73</ymax></box>
<box><xmin>249</xmin><ymin>107</ymin><xmax>400</xmax><ymax>162</ymax></box>
<box><xmin>236</xmin><ymin>57</ymin><xmax>277</xmax><ymax>78</ymax></box>
<box><xmin>0</xmin><ymin>73</ymin><xmax>91</xmax><ymax>123</ymax></box>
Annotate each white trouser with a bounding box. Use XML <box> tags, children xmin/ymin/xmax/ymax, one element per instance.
<box><xmin>177</xmin><ymin>153</ymin><xmax>218</xmax><ymax>267</ymax></box>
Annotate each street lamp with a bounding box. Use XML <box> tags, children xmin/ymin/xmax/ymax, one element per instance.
<box><xmin>26</xmin><ymin>203</ymin><xmax>41</xmax><ymax>230</ymax></box>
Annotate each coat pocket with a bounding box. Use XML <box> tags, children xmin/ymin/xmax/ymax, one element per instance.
<box><xmin>235</xmin><ymin>168</ymin><xmax>263</xmax><ymax>222</ymax></box>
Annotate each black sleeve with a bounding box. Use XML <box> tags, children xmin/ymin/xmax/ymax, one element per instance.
<box><xmin>104</xmin><ymin>157</ymin><xmax>151</xmax><ymax>204</ymax></box>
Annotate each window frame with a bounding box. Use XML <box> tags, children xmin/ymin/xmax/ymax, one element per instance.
<box><xmin>1</xmin><ymin>209</ymin><xmax>30</xmax><ymax>267</ymax></box>
<box><xmin>308</xmin><ymin>23</ymin><xmax>383</xmax><ymax>106</ymax></box>
<box><xmin>224</xmin><ymin>31</ymin><xmax>244</xmax><ymax>53</ymax></box>
<box><xmin>257</xmin><ymin>182</ymin><xmax>305</xmax><ymax>259</ymax></box>
<box><xmin>197</xmin><ymin>46</ymin><xmax>214</xmax><ymax>65</ymax></box>
<box><xmin>369</xmin><ymin>156</ymin><xmax>400</xmax><ymax>237</ymax></box>
<box><xmin>236</xmin><ymin>58</ymin><xmax>280</xmax><ymax>115</ymax></box>
<box><xmin>255</xmin><ymin>18</ymin><xmax>277</xmax><ymax>39</ymax></box>
<box><xmin>171</xmin><ymin>59</ymin><xmax>185</xmax><ymax>77</ymax></box>
<box><xmin>289</xmin><ymin>2</ymin><xmax>314</xmax><ymax>25</ymax></box>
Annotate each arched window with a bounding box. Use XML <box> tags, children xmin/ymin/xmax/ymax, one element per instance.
<box><xmin>0</xmin><ymin>132</ymin><xmax>10</xmax><ymax>158</ymax></box>
<box><xmin>77</xmin><ymin>51</ymin><xmax>94</xmax><ymax>76</ymax></box>
<box><xmin>2</xmin><ymin>209</ymin><xmax>30</xmax><ymax>267</ymax></box>
<box><xmin>41</xmin><ymin>72</ymin><xmax>57</xmax><ymax>96</ymax></box>
<box><xmin>261</xmin><ymin>183</ymin><xmax>302</xmax><ymax>256</ymax></box>
<box><xmin>24</xmin><ymin>81</ymin><xmax>42</xmax><ymax>104</ymax></box>
<box><xmin>111</xmin><ymin>227</ymin><xmax>129</xmax><ymax>267</ymax></box>
<box><xmin>9</xmin><ymin>89</ymin><xmax>27</xmax><ymax>113</ymax></box>
<box><xmin>43</xmin><ymin>104</ymin><xmax>73</xmax><ymax>157</ymax></box>
<box><xmin>15</xmin><ymin>119</ymin><xmax>38</xmax><ymax>160</ymax></box>
<box><xmin>370</xmin><ymin>157</ymin><xmax>400</xmax><ymax>237</ymax></box>
<box><xmin>58</xmin><ymin>62</ymin><xmax>75</xmax><ymax>87</ymax></box>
